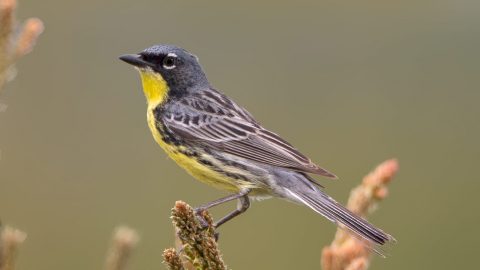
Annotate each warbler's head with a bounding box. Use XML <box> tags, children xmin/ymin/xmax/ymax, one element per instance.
<box><xmin>120</xmin><ymin>44</ymin><xmax>208</xmax><ymax>105</ymax></box>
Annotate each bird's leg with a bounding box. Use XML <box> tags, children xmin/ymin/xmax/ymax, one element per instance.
<box><xmin>213</xmin><ymin>194</ymin><xmax>250</xmax><ymax>228</ymax></box>
<box><xmin>193</xmin><ymin>189</ymin><xmax>250</xmax><ymax>229</ymax></box>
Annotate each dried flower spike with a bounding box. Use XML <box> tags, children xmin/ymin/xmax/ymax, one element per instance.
<box><xmin>321</xmin><ymin>159</ymin><xmax>399</xmax><ymax>270</ymax></box>
<box><xmin>0</xmin><ymin>0</ymin><xmax>16</xmax><ymax>46</ymax></box>
<box><xmin>163</xmin><ymin>248</ymin><xmax>185</xmax><ymax>270</ymax></box>
<box><xmin>0</xmin><ymin>226</ymin><xmax>27</xmax><ymax>270</ymax></box>
<box><xmin>169</xmin><ymin>201</ymin><xmax>226</xmax><ymax>270</ymax></box>
<box><xmin>0</xmin><ymin>0</ymin><xmax>43</xmax><ymax>93</ymax></box>
<box><xmin>104</xmin><ymin>226</ymin><xmax>139</xmax><ymax>270</ymax></box>
<box><xmin>15</xmin><ymin>17</ymin><xmax>44</xmax><ymax>57</ymax></box>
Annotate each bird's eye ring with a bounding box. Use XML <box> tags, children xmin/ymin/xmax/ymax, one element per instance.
<box><xmin>163</xmin><ymin>53</ymin><xmax>177</xmax><ymax>69</ymax></box>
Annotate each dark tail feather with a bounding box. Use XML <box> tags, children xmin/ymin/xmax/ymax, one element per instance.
<box><xmin>286</xmin><ymin>189</ymin><xmax>394</xmax><ymax>250</ymax></box>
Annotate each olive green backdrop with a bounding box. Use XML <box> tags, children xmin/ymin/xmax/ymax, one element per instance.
<box><xmin>1</xmin><ymin>1</ymin><xmax>479</xmax><ymax>269</ymax></box>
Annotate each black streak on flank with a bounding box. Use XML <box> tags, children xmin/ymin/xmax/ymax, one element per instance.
<box><xmin>154</xmin><ymin>107</ymin><xmax>182</xmax><ymax>146</ymax></box>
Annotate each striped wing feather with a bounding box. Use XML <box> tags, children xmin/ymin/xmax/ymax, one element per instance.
<box><xmin>163</xmin><ymin>89</ymin><xmax>336</xmax><ymax>178</ymax></box>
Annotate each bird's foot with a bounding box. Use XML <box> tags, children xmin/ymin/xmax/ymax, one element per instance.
<box><xmin>193</xmin><ymin>207</ymin><xmax>210</xmax><ymax>228</ymax></box>
<box><xmin>193</xmin><ymin>207</ymin><xmax>220</xmax><ymax>242</ymax></box>
<box><xmin>213</xmin><ymin>231</ymin><xmax>220</xmax><ymax>242</ymax></box>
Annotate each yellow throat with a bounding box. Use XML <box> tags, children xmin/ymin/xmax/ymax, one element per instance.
<box><xmin>138</xmin><ymin>68</ymin><xmax>169</xmax><ymax>107</ymax></box>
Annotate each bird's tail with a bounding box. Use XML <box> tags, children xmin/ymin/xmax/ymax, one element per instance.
<box><xmin>285</xmin><ymin>188</ymin><xmax>395</xmax><ymax>254</ymax></box>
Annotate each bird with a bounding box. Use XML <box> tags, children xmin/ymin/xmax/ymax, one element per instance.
<box><xmin>119</xmin><ymin>44</ymin><xmax>394</xmax><ymax>253</ymax></box>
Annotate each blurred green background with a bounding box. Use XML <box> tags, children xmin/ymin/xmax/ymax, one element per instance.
<box><xmin>1</xmin><ymin>0</ymin><xmax>479</xmax><ymax>269</ymax></box>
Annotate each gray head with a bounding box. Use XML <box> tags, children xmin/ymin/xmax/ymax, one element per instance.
<box><xmin>120</xmin><ymin>45</ymin><xmax>209</xmax><ymax>96</ymax></box>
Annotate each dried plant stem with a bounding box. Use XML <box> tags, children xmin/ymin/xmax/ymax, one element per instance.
<box><xmin>0</xmin><ymin>226</ymin><xmax>27</xmax><ymax>270</ymax></box>
<box><xmin>164</xmin><ymin>201</ymin><xmax>226</xmax><ymax>270</ymax></box>
<box><xmin>321</xmin><ymin>159</ymin><xmax>399</xmax><ymax>270</ymax></box>
<box><xmin>104</xmin><ymin>226</ymin><xmax>139</xmax><ymax>270</ymax></box>
<box><xmin>0</xmin><ymin>0</ymin><xmax>43</xmax><ymax>94</ymax></box>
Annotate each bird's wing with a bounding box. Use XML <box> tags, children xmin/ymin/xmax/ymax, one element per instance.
<box><xmin>162</xmin><ymin>90</ymin><xmax>336</xmax><ymax>178</ymax></box>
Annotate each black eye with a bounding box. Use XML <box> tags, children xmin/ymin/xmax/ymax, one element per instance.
<box><xmin>163</xmin><ymin>54</ymin><xmax>177</xmax><ymax>69</ymax></box>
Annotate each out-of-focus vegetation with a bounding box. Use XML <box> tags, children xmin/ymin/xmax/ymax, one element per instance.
<box><xmin>0</xmin><ymin>0</ymin><xmax>43</xmax><ymax>93</ymax></box>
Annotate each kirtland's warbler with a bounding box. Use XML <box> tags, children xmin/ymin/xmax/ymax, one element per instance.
<box><xmin>120</xmin><ymin>44</ymin><xmax>394</xmax><ymax>253</ymax></box>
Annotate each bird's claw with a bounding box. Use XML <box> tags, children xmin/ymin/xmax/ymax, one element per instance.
<box><xmin>213</xmin><ymin>231</ymin><xmax>220</xmax><ymax>242</ymax></box>
<box><xmin>193</xmin><ymin>207</ymin><xmax>210</xmax><ymax>229</ymax></box>
<box><xmin>193</xmin><ymin>207</ymin><xmax>220</xmax><ymax>242</ymax></box>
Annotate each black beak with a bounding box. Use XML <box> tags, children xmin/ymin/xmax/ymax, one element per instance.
<box><xmin>119</xmin><ymin>54</ymin><xmax>152</xmax><ymax>68</ymax></box>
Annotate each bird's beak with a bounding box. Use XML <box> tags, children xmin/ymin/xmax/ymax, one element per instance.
<box><xmin>119</xmin><ymin>54</ymin><xmax>153</xmax><ymax>68</ymax></box>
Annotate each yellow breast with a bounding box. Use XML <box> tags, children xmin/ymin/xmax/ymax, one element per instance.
<box><xmin>146</xmin><ymin>109</ymin><xmax>243</xmax><ymax>192</ymax></box>
<box><xmin>139</xmin><ymin>68</ymin><xmax>253</xmax><ymax>193</ymax></box>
